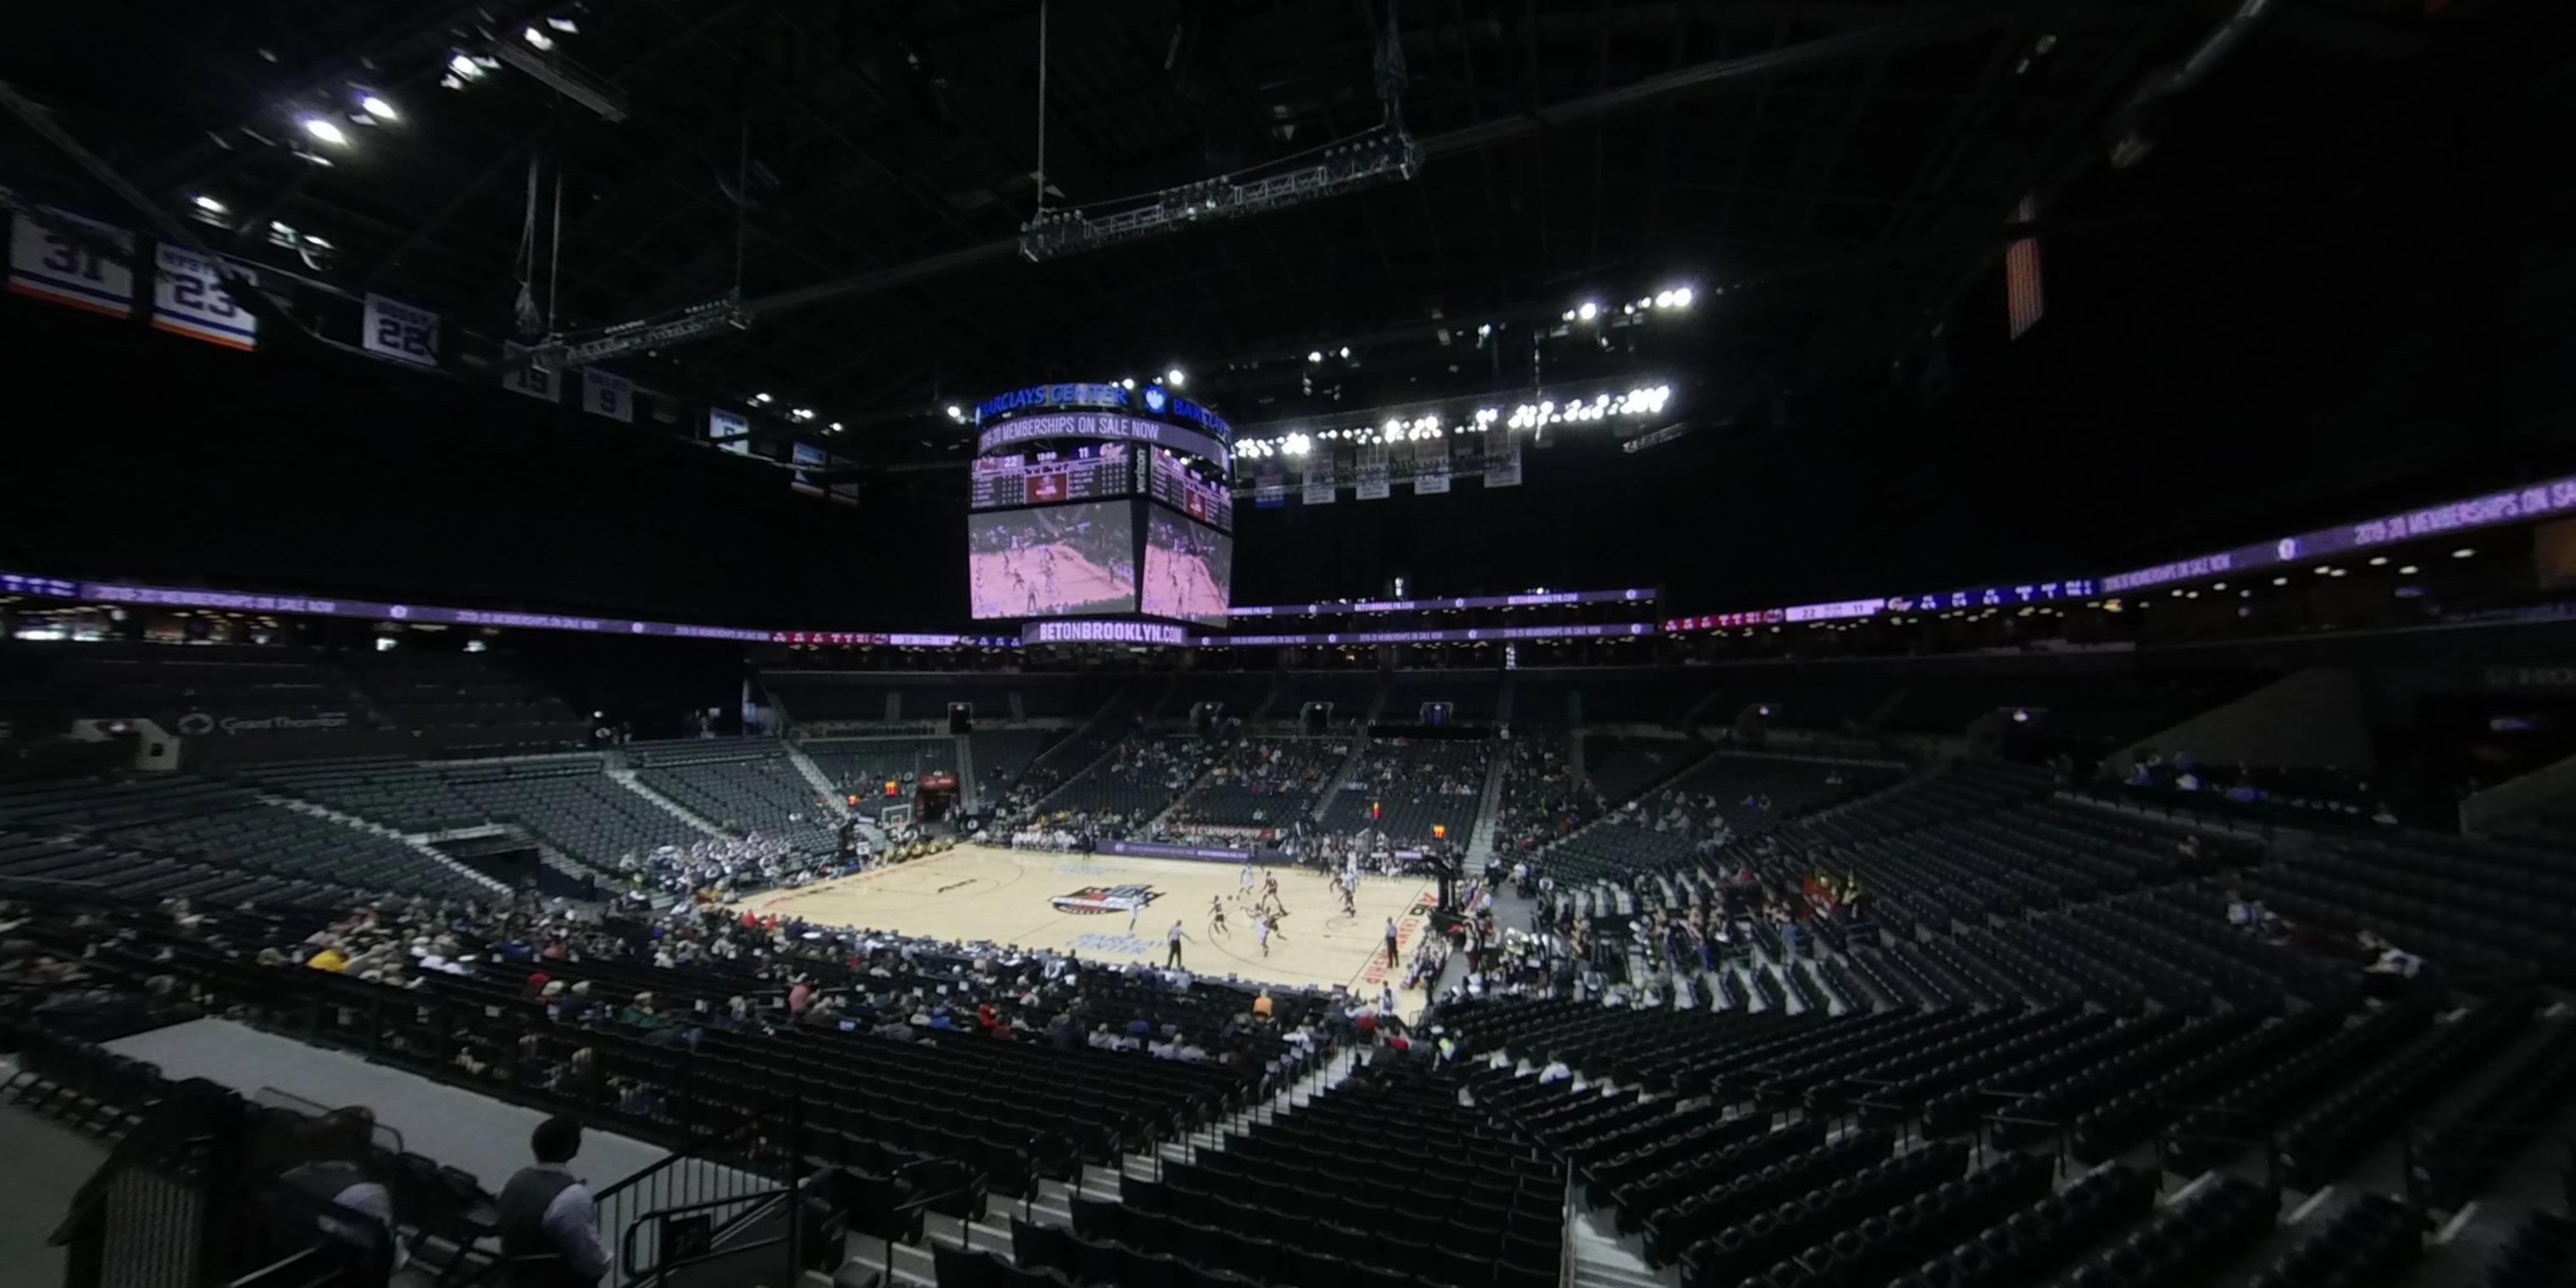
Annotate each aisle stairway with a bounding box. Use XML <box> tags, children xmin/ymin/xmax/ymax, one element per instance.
<box><xmin>837</xmin><ymin>1047</ymin><xmax>1363</xmax><ymax>1288</ymax></box>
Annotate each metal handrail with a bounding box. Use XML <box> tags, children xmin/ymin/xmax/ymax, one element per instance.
<box><xmin>616</xmin><ymin>1187</ymin><xmax>793</xmax><ymax>1279</ymax></box>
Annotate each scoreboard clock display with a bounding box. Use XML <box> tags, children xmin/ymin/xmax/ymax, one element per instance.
<box><xmin>969</xmin><ymin>443</ymin><xmax>1138</xmax><ymax>510</ymax></box>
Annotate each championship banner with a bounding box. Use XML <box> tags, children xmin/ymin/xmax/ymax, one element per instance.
<box><xmin>362</xmin><ymin>293</ymin><xmax>441</xmax><ymax>368</ymax></box>
<box><xmin>1356</xmin><ymin>446</ymin><xmax>1391</xmax><ymax>500</ymax></box>
<box><xmin>8</xmin><ymin>208</ymin><xmax>135</xmax><ymax>318</ymax></box>
<box><xmin>500</xmin><ymin>345</ymin><xmax>561</xmax><ymax>402</ymax></box>
<box><xmin>1413</xmin><ymin>437</ymin><xmax>1451</xmax><ymax>494</ymax></box>
<box><xmin>791</xmin><ymin>442</ymin><xmax>827</xmax><ymax>496</ymax></box>
<box><xmin>1447</xmin><ymin>427</ymin><xmax>1486</xmax><ymax>477</ymax></box>
<box><xmin>1254</xmin><ymin>468</ymin><xmax>1287</xmax><ymax>509</ymax></box>
<box><xmin>1302</xmin><ymin>465</ymin><xmax>1336</xmax><ymax>506</ymax></box>
<box><xmin>149</xmin><ymin>245</ymin><xmax>256</xmax><ymax>351</ymax></box>
<box><xmin>1484</xmin><ymin>426</ymin><xmax>1522</xmax><ymax>488</ymax></box>
<box><xmin>583</xmin><ymin>369</ymin><xmax>634</xmax><ymax>422</ymax></box>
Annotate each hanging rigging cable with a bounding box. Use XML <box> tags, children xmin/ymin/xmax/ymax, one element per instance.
<box><xmin>1035</xmin><ymin>0</ymin><xmax>1049</xmax><ymax>220</ymax></box>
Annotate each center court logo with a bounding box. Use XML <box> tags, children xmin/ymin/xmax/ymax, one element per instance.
<box><xmin>1050</xmin><ymin>884</ymin><xmax>1161</xmax><ymax>915</ymax></box>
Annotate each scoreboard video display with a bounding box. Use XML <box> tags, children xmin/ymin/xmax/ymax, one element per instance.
<box><xmin>969</xmin><ymin>443</ymin><xmax>1137</xmax><ymax>511</ymax></box>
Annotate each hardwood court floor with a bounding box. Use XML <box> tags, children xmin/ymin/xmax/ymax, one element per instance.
<box><xmin>734</xmin><ymin>843</ymin><xmax>1439</xmax><ymax>1001</ymax></box>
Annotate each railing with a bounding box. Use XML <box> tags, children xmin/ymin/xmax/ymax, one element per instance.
<box><xmin>616</xmin><ymin>1188</ymin><xmax>794</xmax><ymax>1287</ymax></box>
<box><xmin>595</xmin><ymin>1105</ymin><xmax>800</xmax><ymax>1288</ymax></box>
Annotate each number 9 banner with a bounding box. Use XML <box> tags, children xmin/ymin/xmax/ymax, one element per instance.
<box><xmin>362</xmin><ymin>292</ymin><xmax>441</xmax><ymax>368</ymax></box>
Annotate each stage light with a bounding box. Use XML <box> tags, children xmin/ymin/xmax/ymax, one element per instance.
<box><xmin>358</xmin><ymin>94</ymin><xmax>398</xmax><ymax>121</ymax></box>
<box><xmin>945</xmin><ymin>405</ymin><xmax>963</xmax><ymax>421</ymax></box>
<box><xmin>1339</xmin><ymin>346</ymin><xmax>1350</xmax><ymax>358</ymax></box>
<box><xmin>1284</xmin><ymin>432</ymin><xmax>1312</xmax><ymax>456</ymax></box>
<box><xmin>2368</xmin><ymin>556</ymin><xmax>2389</xmax><ymax>566</ymax></box>
<box><xmin>828</xmin><ymin>422</ymin><xmax>844</xmax><ymax>433</ymax></box>
<box><xmin>2272</xmin><ymin>576</ymin><xmax>2290</xmax><ymax>586</ymax></box>
<box><xmin>2329</xmin><ymin>569</ymin><xmax>2350</xmax><ymax>578</ymax></box>
<box><xmin>2399</xmin><ymin>565</ymin><xmax>2419</xmax><ymax>575</ymax></box>
<box><xmin>791</xmin><ymin>408</ymin><xmax>813</xmax><ymax>421</ymax></box>
<box><xmin>440</xmin><ymin>74</ymin><xmax>465</xmax><ymax>90</ymax></box>
<box><xmin>1576</xmin><ymin>301</ymin><xmax>1599</xmax><ymax>321</ymax></box>
<box><xmin>1307</xmin><ymin>350</ymin><xmax>1322</xmax><ymax>363</ymax></box>
<box><xmin>2313</xmin><ymin>565</ymin><xmax>2332</xmax><ymax>575</ymax></box>
<box><xmin>523</xmin><ymin>25</ymin><xmax>555</xmax><ymax>51</ymax></box>
<box><xmin>1120</xmin><ymin>377</ymin><xmax>1135</xmax><ymax>390</ymax></box>
<box><xmin>546</xmin><ymin>14</ymin><xmax>580</xmax><ymax>32</ymax></box>
<box><xmin>1560</xmin><ymin>310</ymin><xmax>1574</xmax><ymax>322</ymax></box>
<box><xmin>1476</xmin><ymin>324</ymin><xmax>1491</xmax><ymax>337</ymax></box>
<box><xmin>2452</xmin><ymin>547</ymin><xmax>2475</xmax><ymax>558</ymax></box>
<box><xmin>192</xmin><ymin>194</ymin><xmax>225</xmax><ymax>214</ymax></box>
<box><xmin>1165</xmin><ymin>369</ymin><xmax>1185</xmax><ymax>387</ymax></box>
<box><xmin>753</xmin><ymin>392</ymin><xmax>773</xmax><ymax>404</ymax></box>
<box><xmin>1669</xmin><ymin>286</ymin><xmax>1694</xmax><ymax>308</ymax></box>
<box><xmin>448</xmin><ymin>53</ymin><xmax>485</xmax><ymax>80</ymax></box>
<box><xmin>301</xmin><ymin>117</ymin><xmax>348</xmax><ymax>146</ymax></box>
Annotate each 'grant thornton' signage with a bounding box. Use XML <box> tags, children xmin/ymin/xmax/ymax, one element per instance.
<box><xmin>1023</xmin><ymin>619</ymin><xmax>1190</xmax><ymax>647</ymax></box>
<box><xmin>974</xmin><ymin>382</ymin><xmax>1230</xmax><ymax>443</ymax></box>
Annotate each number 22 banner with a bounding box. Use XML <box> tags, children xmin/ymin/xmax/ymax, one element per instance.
<box><xmin>8</xmin><ymin>208</ymin><xmax>136</xmax><ymax>319</ymax></box>
<box><xmin>151</xmin><ymin>244</ymin><xmax>258</xmax><ymax>351</ymax></box>
<box><xmin>363</xmin><ymin>292</ymin><xmax>442</xmax><ymax>368</ymax></box>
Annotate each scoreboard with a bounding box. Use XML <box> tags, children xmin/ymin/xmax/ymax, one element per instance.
<box><xmin>969</xmin><ymin>443</ymin><xmax>1137</xmax><ymax>510</ymax></box>
<box><xmin>1147</xmin><ymin>451</ymin><xmax>1235</xmax><ymax>532</ymax></box>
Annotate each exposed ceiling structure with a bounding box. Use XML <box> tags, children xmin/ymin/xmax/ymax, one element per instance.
<box><xmin>0</xmin><ymin>5</ymin><xmax>2244</xmax><ymax>430</ymax></box>
<box><xmin>3</xmin><ymin>0</ymin><xmax>2566</xmax><ymax>492</ymax></box>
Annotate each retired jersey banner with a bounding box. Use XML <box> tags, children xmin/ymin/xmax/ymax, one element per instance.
<box><xmin>363</xmin><ymin>293</ymin><xmax>441</xmax><ymax>368</ymax></box>
<box><xmin>1356</xmin><ymin>446</ymin><xmax>1391</xmax><ymax>500</ymax></box>
<box><xmin>791</xmin><ymin>441</ymin><xmax>827</xmax><ymax>496</ymax></box>
<box><xmin>500</xmin><ymin>346</ymin><xmax>562</xmax><ymax>402</ymax></box>
<box><xmin>583</xmin><ymin>369</ymin><xmax>634</xmax><ymax>423</ymax></box>
<box><xmin>1484</xmin><ymin>426</ymin><xmax>1522</xmax><ymax>488</ymax></box>
<box><xmin>150</xmin><ymin>245</ymin><xmax>257</xmax><ymax>351</ymax></box>
<box><xmin>8</xmin><ymin>208</ymin><xmax>135</xmax><ymax>318</ymax></box>
<box><xmin>1302</xmin><ymin>466</ymin><xmax>1336</xmax><ymax>506</ymax></box>
<box><xmin>1413</xmin><ymin>437</ymin><xmax>1451</xmax><ymax>494</ymax></box>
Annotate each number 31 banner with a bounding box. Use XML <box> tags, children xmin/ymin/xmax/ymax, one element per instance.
<box><xmin>151</xmin><ymin>245</ymin><xmax>258</xmax><ymax>351</ymax></box>
<box><xmin>363</xmin><ymin>292</ymin><xmax>442</xmax><ymax>368</ymax></box>
<box><xmin>8</xmin><ymin>208</ymin><xmax>136</xmax><ymax>319</ymax></box>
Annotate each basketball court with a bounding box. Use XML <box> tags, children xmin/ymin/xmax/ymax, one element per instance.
<box><xmin>733</xmin><ymin>841</ymin><xmax>1440</xmax><ymax>1001</ymax></box>
<box><xmin>968</xmin><ymin>544</ymin><xmax>1132</xmax><ymax>615</ymax></box>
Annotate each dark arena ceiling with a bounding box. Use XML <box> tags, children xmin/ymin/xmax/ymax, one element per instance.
<box><xmin>1</xmin><ymin>0</ymin><xmax>2571</xmax><ymax>625</ymax></box>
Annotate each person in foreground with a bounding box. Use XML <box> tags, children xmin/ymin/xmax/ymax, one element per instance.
<box><xmin>499</xmin><ymin>1113</ymin><xmax>613</xmax><ymax>1288</ymax></box>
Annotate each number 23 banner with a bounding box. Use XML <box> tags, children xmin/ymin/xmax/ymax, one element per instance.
<box><xmin>152</xmin><ymin>244</ymin><xmax>258</xmax><ymax>351</ymax></box>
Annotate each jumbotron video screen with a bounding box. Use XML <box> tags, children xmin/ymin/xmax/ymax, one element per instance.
<box><xmin>1141</xmin><ymin>506</ymin><xmax>1233</xmax><ymax>627</ymax></box>
<box><xmin>967</xmin><ymin>501</ymin><xmax>1137</xmax><ymax>619</ymax></box>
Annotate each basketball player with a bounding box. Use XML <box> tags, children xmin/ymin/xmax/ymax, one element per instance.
<box><xmin>1260</xmin><ymin>872</ymin><xmax>1283</xmax><ymax>916</ymax></box>
<box><xmin>1208</xmin><ymin>896</ymin><xmax>1230</xmax><ymax>938</ymax></box>
<box><xmin>1238</xmin><ymin>861</ymin><xmax>1257</xmax><ymax>903</ymax></box>
<box><xmin>1166</xmin><ymin>919</ymin><xmax>1191</xmax><ymax>969</ymax></box>
<box><xmin>1252</xmin><ymin>911</ymin><xmax>1272</xmax><ymax>958</ymax></box>
<box><xmin>1340</xmin><ymin>883</ymin><xmax>1357</xmax><ymax>919</ymax></box>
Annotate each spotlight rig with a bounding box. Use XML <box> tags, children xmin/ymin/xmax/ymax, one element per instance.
<box><xmin>1019</xmin><ymin>125</ymin><xmax>1421</xmax><ymax>263</ymax></box>
<box><xmin>519</xmin><ymin>293</ymin><xmax>752</xmax><ymax>372</ymax></box>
